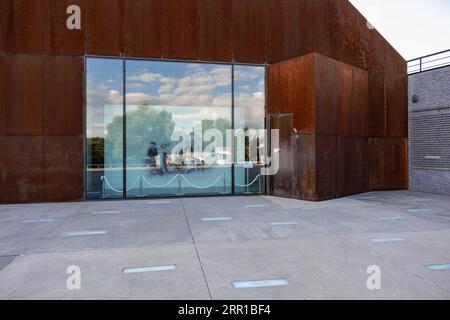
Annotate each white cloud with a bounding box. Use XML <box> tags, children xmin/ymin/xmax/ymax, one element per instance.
<box><xmin>127</xmin><ymin>72</ymin><xmax>161</xmax><ymax>83</ymax></box>
<box><xmin>127</xmin><ymin>65</ymin><xmax>233</xmax><ymax>107</ymax></box>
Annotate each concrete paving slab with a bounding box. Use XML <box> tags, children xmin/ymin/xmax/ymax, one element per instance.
<box><xmin>196</xmin><ymin>237</ymin><xmax>449</xmax><ymax>300</ymax></box>
<box><xmin>0</xmin><ymin>256</ymin><xmax>16</xmax><ymax>271</ymax></box>
<box><xmin>0</xmin><ymin>244</ymin><xmax>209</xmax><ymax>300</ymax></box>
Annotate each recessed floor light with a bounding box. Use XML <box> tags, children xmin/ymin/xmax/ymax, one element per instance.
<box><xmin>21</xmin><ymin>219</ymin><xmax>55</xmax><ymax>224</ymax></box>
<box><xmin>378</xmin><ymin>217</ymin><xmax>405</xmax><ymax>221</ymax></box>
<box><xmin>202</xmin><ymin>217</ymin><xmax>232</xmax><ymax>221</ymax></box>
<box><xmin>63</xmin><ymin>230</ymin><xmax>107</xmax><ymax>237</ymax></box>
<box><xmin>232</xmin><ymin>279</ymin><xmax>289</xmax><ymax>289</ymax></box>
<box><xmin>425</xmin><ymin>264</ymin><xmax>450</xmax><ymax>271</ymax></box>
<box><xmin>92</xmin><ymin>211</ymin><xmax>121</xmax><ymax>215</ymax></box>
<box><xmin>246</xmin><ymin>204</ymin><xmax>268</xmax><ymax>208</ymax></box>
<box><xmin>268</xmin><ymin>222</ymin><xmax>298</xmax><ymax>226</ymax></box>
<box><xmin>407</xmin><ymin>209</ymin><xmax>432</xmax><ymax>213</ymax></box>
<box><xmin>122</xmin><ymin>265</ymin><xmax>176</xmax><ymax>274</ymax></box>
<box><xmin>147</xmin><ymin>201</ymin><xmax>172</xmax><ymax>204</ymax></box>
<box><xmin>369</xmin><ymin>237</ymin><xmax>405</xmax><ymax>243</ymax></box>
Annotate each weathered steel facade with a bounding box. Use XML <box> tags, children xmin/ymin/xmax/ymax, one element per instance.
<box><xmin>0</xmin><ymin>0</ymin><xmax>408</xmax><ymax>203</ymax></box>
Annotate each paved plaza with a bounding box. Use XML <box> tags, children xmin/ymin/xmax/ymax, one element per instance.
<box><xmin>0</xmin><ymin>191</ymin><xmax>449</xmax><ymax>299</ymax></box>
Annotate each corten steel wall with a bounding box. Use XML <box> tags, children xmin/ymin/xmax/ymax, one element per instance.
<box><xmin>268</xmin><ymin>54</ymin><xmax>408</xmax><ymax>200</ymax></box>
<box><xmin>0</xmin><ymin>0</ymin><xmax>407</xmax><ymax>203</ymax></box>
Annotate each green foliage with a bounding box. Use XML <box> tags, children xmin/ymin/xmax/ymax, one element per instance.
<box><xmin>106</xmin><ymin>105</ymin><xmax>176</xmax><ymax>165</ymax></box>
<box><xmin>99</xmin><ymin>105</ymin><xmax>232</xmax><ymax>166</ymax></box>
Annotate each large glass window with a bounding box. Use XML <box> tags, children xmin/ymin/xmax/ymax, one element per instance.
<box><xmin>86</xmin><ymin>58</ymin><xmax>266</xmax><ymax>199</ymax></box>
<box><xmin>125</xmin><ymin>61</ymin><xmax>232</xmax><ymax>197</ymax></box>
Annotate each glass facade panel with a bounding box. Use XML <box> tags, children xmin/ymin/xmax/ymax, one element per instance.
<box><xmin>86</xmin><ymin>58</ymin><xmax>124</xmax><ymax>199</ymax></box>
<box><xmin>125</xmin><ymin>61</ymin><xmax>232</xmax><ymax>197</ymax></box>
<box><xmin>233</xmin><ymin>66</ymin><xmax>266</xmax><ymax>195</ymax></box>
<box><xmin>86</xmin><ymin>58</ymin><xmax>266</xmax><ymax>199</ymax></box>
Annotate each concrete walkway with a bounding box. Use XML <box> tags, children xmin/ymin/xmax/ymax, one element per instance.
<box><xmin>0</xmin><ymin>191</ymin><xmax>449</xmax><ymax>299</ymax></box>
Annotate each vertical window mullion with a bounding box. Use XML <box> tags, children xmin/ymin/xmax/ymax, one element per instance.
<box><xmin>123</xmin><ymin>59</ymin><xmax>127</xmax><ymax>199</ymax></box>
<box><xmin>231</xmin><ymin>64</ymin><xmax>235</xmax><ymax>195</ymax></box>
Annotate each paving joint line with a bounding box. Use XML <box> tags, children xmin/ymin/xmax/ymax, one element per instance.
<box><xmin>180</xmin><ymin>199</ymin><xmax>213</xmax><ymax>300</ymax></box>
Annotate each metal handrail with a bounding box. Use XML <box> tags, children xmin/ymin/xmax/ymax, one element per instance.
<box><xmin>407</xmin><ymin>49</ymin><xmax>450</xmax><ymax>74</ymax></box>
<box><xmin>100</xmin><ymin>173</ymin><xmax>263</xmax><ymax>198</ymax></box>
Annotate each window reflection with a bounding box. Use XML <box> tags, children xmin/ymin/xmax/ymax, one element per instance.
<box><xmin>125</xmin><ymin>61</ymin><xmax>232</xmax><ymax>197</ymax></box>
<box><xmin>86</xmin><ymin>59</ymin><xmax>266</xmax><ymax>199</ymax></box>
<box><xmin>234</xmin><ymin>66</ymin><xmax>266</xmax><ymax>195</ymax></box>
<box><xmin>86</xmin><ymin>59</ymin><xmax>123</xmax><ymax>199</ymax></box>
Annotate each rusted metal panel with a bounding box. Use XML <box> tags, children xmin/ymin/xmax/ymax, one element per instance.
<box><xmin>1</xmin><ymin>0</ymin><xmax>45</xmax><ymax>54</ymax></box>
<box><xmin>267</xmin><ymin>0</ymin><xmax>299</xmax><ymax>64</ymax></box>
<box><xmin>350</xmin><ymin>0</ymin><xmax>386</xmax><ymax>71</ymax></box>
<box><xmin>353</xmin><ymin>137</ymin><xmax>369</xmax><ymax>193</ymax></box>
<box><xmin>316</xmin><ymin>54</ymin><xmax>337</xmax><ymax>135</ymax></box>
<box><xmin>352</xmin><ymin>67</ymin><xmax>369</xmax><ymax>137</ymax></box>
<box><xmin>360</xmin><ymin>27</ymin><xmax>385</xmax><ymax>72</ymax></box>
<box><xmin>287</xmin><ymin>55</ymin><xmax>316</xmax><ymax>134</ymax></box>
<box><xmin>315</xmin><ymin>135</ymin><xmax>336</xmax><ymax>200</ymax></box>
<box><xmin>232</xmin><ymin>0</ymin><xmax>267</xmax><ymax>64</ymax></box>
<box><xmin>336</xmin><ymin>61</ymin><xmax>353</xmax><ymax>136</ymax></box>
<box><xmin>124</xmin><ymin>0</ymin><xmax>162</xmax><ymax>58</ymax></box>
<box><xmin>44</xmin><ymin>56</ymin><xmax>84</xmax><ymax>136</ymax></box>
<box><xmin>294</xmin><ymin>134</ymin><xmax>316</xmax><ymax>201</ymax></box>
<box><xmin>267</xmin><ymin>54</ymin><xmax>316</xmax><ymax>134</ymax></box>
<box><xmin>267</xmin><ymin>63</ymin><xmax>280</xmax><ymax>115</ymax></box>
<box><xmin>327</xmin><ymin>0</ymin><xmax>361</xmax><ymax>69</ymax></box>
<box><xmin>369</xmin><ymin>138</ymin><xmax>385</xmax><ymax>190</ymax></box>
<box><xmin>163</xmin><ymin>0</ymin><xmax>198</xmax><ymax>60</ymax></box>
<box><xmin>3</xmin><ymin>54</ymin><xmax>44</xmax><ymax>135</ymax></box>
<box><xmin>0</xmin><ymin>54</ymin><xmax>4</xmax><ymax>135</ymax></box>
<box><xmin>198</xmin><ymin>0</ymin><xmax>232</xmax><ymax>62</ymax></box>
<box><xmin>385</xmin><ymin>42</ymin><xmax>407</xmax><ymax>74</ymax></box>
<box><xmin>385</xmin><ymin>138</ymin><xmax>408</xmax><ymax>189</ymax></box>
<box><xmin>385</xmin><ymin>73</ymin><xmax>408</xmax><ymax>138</ymax></box>
<box><xmin>44</xmin><ymin>136</ymin><xmax>84</xmax><ymax>202</ymax></box>
<box><xmin>335</xmin><ymin>136</ymin><xmax>354</xmax><ymax>197</ymax></box>
<box><xmin>369</xmin><ymin>138</ymin><xmax>408</xmax><ymax>190</ymax></box>
<box><xmin>0</xmin><ymin>136</ymin><xmax>45</xmax><ymax>203</ymax></box>
<box><xmin>368</xmin><ymin>72</ymin><xmax>386</xmax><ymax>137</ymax></box>
<box><xmin>85</xmin><ymin>0</ymin><xmax>123</xmax><ymax>56</ymax></box>
<box><xmin>298</xmin><ymin>0</ymin><xmax>330</xmax><ymax>57</ymax></box>
<box><xmin>0</xmin><ymin>2</ymin><xmax>5</xmax><ymax>51</ymax></box>
<box><xmin>45</xmin><ymin>0</ymin><xmax>85</xmax><ymax>55</ymax></box>
<box><xmin>270</xmin><ymin>114</ymin><xmax>294</xmax><ymax>198</ymax></box>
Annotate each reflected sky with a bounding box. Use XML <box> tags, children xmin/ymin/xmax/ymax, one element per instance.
<box><xmin>86</xmin><ymin>58</ymin><xmax>123</xmax><ymax>138</ymax></box>
<box><xmin>86</xmin><ymin>59</ymin><xmax>265</xmax><ymax>138</ymax></box>
<box><xmin>126</xmin><ymin>61</ymin><xmax>232</xmax><ymax>133</ymax></box>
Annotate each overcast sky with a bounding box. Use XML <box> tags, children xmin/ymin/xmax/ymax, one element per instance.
<box><xmin>350</xmin><ymin>0</ymin><xmax>450</xmax><ymax>60</ymax></box>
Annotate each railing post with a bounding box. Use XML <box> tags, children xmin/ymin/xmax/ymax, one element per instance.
<box><xmin>139</xmin><ymin>175</ymin><xmax>143</xmax><ymax>197</ymax></box>
<box><xmin>420</xmin><ymin>58</ymin><xmax>422</xmax><ymax>72</ymax></box>
<box><xmin>101</xmin><ymin>177</ymin><xmax>106</xmax><ymax>199</ymax></box>
<box><xmin>246</xmin><ymin>168</ymin><xmax>250</xmax><ymax>194</ymax></box>
<box><xmin>223</xmin><ymin>174</ymin><xmax>227</xmax><ymax>194</ymax></box>
<box><xmin>258</xmin><ymin>175</ymin><xmax>262</xmax><ymax>194</ymax></box>
<box><xmin>178</xmin><ymin>175</ymin><xmax>182</xmax><ymax>195</ymax></box>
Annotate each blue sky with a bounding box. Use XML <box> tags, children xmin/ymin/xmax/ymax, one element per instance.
<box><xmin>350</xmin><ymin>0</ymin><xmax>450</xmax><ymax>60</ymax></box>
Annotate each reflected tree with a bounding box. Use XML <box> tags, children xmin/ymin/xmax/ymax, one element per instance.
<box><xmin>106</xmin><ymin>105</ymin><xmax>176</xmax><ymax>165</ymax></box>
